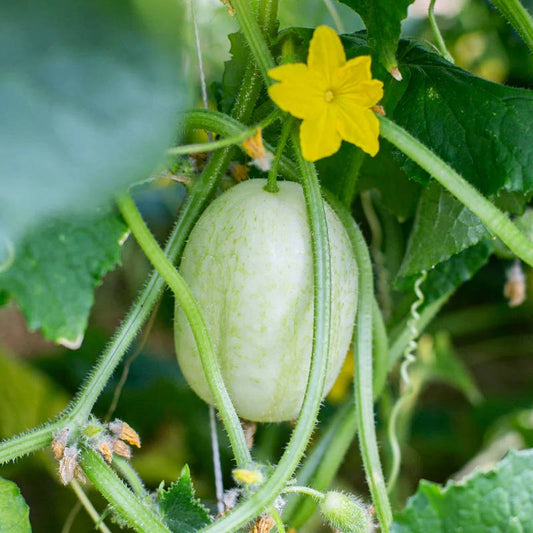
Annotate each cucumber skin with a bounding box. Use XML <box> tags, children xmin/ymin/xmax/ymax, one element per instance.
<box><xmin>174</xmin><ymin>179</ymin><xmax>358</xmax><ymax>422</ymax></box>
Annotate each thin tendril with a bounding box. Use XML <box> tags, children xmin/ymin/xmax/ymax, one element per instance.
<box><xmin>387</xmin><ymin>270</ymin><xmax>427</xmax><ymax>493</ymax></box>
<box><xmin>428</xmin><ymin>0</ymin><xmax>454</xmax><ymax>63</ymax></box>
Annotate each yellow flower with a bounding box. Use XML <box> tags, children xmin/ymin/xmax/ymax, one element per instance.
<box><xmin>268</xmin><ymin>25</ymin><xmax>384</xmax><ymax>162</ymax></box>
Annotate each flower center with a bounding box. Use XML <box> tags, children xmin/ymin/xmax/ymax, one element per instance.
<box><xmin>324</xmin><ymin>89</ymin><xmax>335</xmax><ymax>103</ymax></box>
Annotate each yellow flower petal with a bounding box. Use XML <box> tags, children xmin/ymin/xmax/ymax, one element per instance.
<box><xmin>307</xmin><ymin>25</ymin><xmax>346</xmax><ymax>84</ymax></box>
<box><xmin>268</xmin><ymin>64</ymin><xmax>325</xmax><ymax>119</ymax></box>
<box><xmin>335</xmin><ymin>101</ymin><xmax>380</xmax><ymax>156</ymax></box>
<box><xmin>334</xmin><ymin>57</ymin><xmax>384</xmax><ymax>107</ymax></box>
<box><xmin>300</xmin><ymin>106</ymin><xmax>342</xmax><ymax>161</ymax></box>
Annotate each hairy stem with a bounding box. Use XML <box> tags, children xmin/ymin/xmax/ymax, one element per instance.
<box><xmin>265</xmin><ymin>115</ymin><xmax>291</xmax><ymax>193</ymax></box>
<box><xmin>70</xmin><ymin>480</ymin><xmax>112</xmax><ymax>533</ymax></box>
<box><xmin>231</xmin><ymin>0</ymin><xmax>275</xmax><ymax>83</ymax></box>
<box><xmin>326</xmin><ymin>192</ymin><xmax>392</xmax><ymax>531</ymax></box>
<box><xmin>490</xmin><ymin>0</ymin><xmax>533</xmax><ymax>54</ymax></box>
<box><xmin>199</xmin><ymin>128</ymin><xmax>332</xmax><ymax>533</ymax></box>
<box><xmin>168</xmin><ymin>110</ymin><xmax>280</xmax><ymax>156</ymax></box>
<box><xmin>117</xmin><ymin>193</ymin><xmax>251</xmax><ymax>468</ymax></box>
<box><xmin>379</xmin><ymin>116</ymin><xmax>533</xmax><ymax>268</ymax></box>
<box><xmin>79</xmin><ymin>447</ymin><xmax>169</xmax><ymax>533</ymax></box>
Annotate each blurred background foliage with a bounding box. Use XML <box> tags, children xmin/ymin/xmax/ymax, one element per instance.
<box><xmin>1</xmin><ymin>0</ymin><xmax>532</xmax><ymax>531</ymax></box>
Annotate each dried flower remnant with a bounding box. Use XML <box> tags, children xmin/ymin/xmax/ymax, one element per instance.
<box><xmin>109</xmin><ymin>419</ymin><xmax>141</xmax><ymax>448</ymax></box>
<box><xmin>242</xmin><ymin>129</ymin><xmax>274</xmax><ymax>171</ymax></box>
<box><xmin>249</xmin><ymin>514</ymin><xmax>276</xmax><ymax>533</ymax></box>
<box><xmin>504</xmin><ymin>260</ymin><xmax>527</xmax><ymax>307</ymax></box>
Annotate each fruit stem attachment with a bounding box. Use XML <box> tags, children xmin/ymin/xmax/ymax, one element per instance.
<box><xmin>116</xmin><ymin>192</ymin><xmax>252</xmax><ymax>469</ymax></box>
<box><xmin>379</xmin><ymin>116</ymin><xmax>533</xmax><ymax>268</ymax></box>
<box><xmin>265</xmin><ymin>116</ymin><xmax>292</xmax><ymax>193</ymax></box>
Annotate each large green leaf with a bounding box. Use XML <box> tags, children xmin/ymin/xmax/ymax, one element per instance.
<box><xmin>0</xmin><ymin>212</ymin><xmax>127</xmax><ymax>347</ymax></box>
<box><xmin>389</xmin><ymin>39</ymin><xmax>533</xmax><ymax>197</ymax></box>
<box><xmin>398</xmin><ymin>182</ymin><xmax>490</xmax><ymax>279</ymax></box>
<box><xmin>338</xmin><ymin>0</ymin><xmax>415</xmax><ymax>72</ymax></box>
<box><xmin>392</xmin><ymin>449</ymin><xmax>533</xmax><ymax>532</ymax></box>
<box><xmin>158</xmin><ymin>465</ymin><xmax>212</xmax><ymax>533</ymax></box>
<box><xmin>0</xmin><ymin>478</ymin><xmax>31</xmax><ymax>533</ymax></box>
<box><xmin>0</xmin><ymin>0</ymin><xmax>189</xmax><ymax>248</ymax></box>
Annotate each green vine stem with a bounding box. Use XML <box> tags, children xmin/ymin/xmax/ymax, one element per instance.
<box><xmin>284</xmin><ymin>299</ymin><xmax>389</xmax><ymax>529</ymax></box>
<box><xmin>79</xmin><ymin>447</ymin><xmax>170</xmax><ymax>533</ymax></box>
<box><xmin>116</xmin><ymin>192</ymin><xmax>251</xmax><ymax>469</ymax></box>
<box><xmin>265</xmin><ymin>115</ymin><xmax>291</xmax><ymax>193</ymax></box>
<box><xmin>168</xmin><ymin>109</ymin><xmax>281</xmax><ymax>157</ymax></box>
<box><xmin>428</xmin><ymin>0</ymin><xmax>454</xmax><ymax>62</ymax></box>
<box><xmin>199</xmin><ymin>128</ymin><xmax>332</xmax><ymax>533</ymax></box>
<box><xmin>231</xmin><ymin>0</ymin><xmax>275</xmax><ymax>83</ymax></box>
<box><xmin>490</xmin><ymin>0</ymin><xmax>533</xmax><ymax>54</ymax></box>
<box><xmin>283</xmin><ymin>400</ymin><xmax>356</xmax><ymax>528</ymax></box>
<box><xmin>379</xmin><ymin>116</ymin><xmax>533</xmax><ymax>268</ymax></box>
<box><xmin>70</xmin><ymin>480</ymin><xmax>112</xmax><ymax>533</ymax></box>
<box><xmin>326</xmin><ymin>192</ymin><xmax>392</xmax><ymax>531</ymax></box>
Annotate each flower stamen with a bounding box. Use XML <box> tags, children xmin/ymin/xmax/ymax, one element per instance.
<box><xmin>325</xmin><ymin>90</ymin><xmax>335</xmax><ymax>103</ymax></box>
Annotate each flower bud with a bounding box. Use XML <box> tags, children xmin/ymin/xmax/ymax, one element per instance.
<box><xmin>319</xmin><ymin>491</ymin><xmax>371</xmax><ymax>533</ymax></box>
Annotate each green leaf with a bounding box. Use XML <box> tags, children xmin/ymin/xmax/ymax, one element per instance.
<box><xmin>358</xmin><ymin>140</ymin><xmax>421</xmax><ymax>221</ymax></box>
<box><xmin>217</xmin><ymin>32</ymin><xmax>249</xmax><ymax>114</ymax></box>
<box><xmin>338</xmin><ymin>0</ymin><xmax>415</xmax><ymax>72</ymax></box>
<box><xmin>0</xmin><ymin>478</ymin><xmax>31</xmax><ymax>533</ymax></box>
<box><xmin>389</xmin><ymin>39</ymin><xmax>533</xmax><ymax>197</ymax></box>
<box><xmin>398</xmin><ymin>182</ymin><xmax>490</xmax><ymax>279</ymax></box>
<box><xmin>398</xmin><ymin>241</ymin><xmax>494</xmax><ymax>302</ymax></box>
<box><xmin>0</xmin><ymin>212</ymin><xmax>127</xmax><ymax>347</ymax></box>
<box><xmin>0</xmin><ymin>0</ymin><xmax>190</xmax><ymax>246</ymax></box>
<box><xmin>392</xmin><ymin>449</ymin><xmax>533</xmax><ymax>533</ymax></box>
<box><xmin>158</xmin><ymin>465</ymin><xmax>212</xmax><ymax>533</ymax></box>
<box><xmin>0</xmin><ymin>347</ymin><xmax>67</xmax><ymax>440</ymax></box>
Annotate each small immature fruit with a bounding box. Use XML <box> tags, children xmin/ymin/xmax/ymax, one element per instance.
<box><xmin>319</xmin><ymin>491</ymin><xmax>371</xmax><ymax>533</ymax></box>
<box><xmin>174</xmin><ymin>179</ymin><xmax>358</xmax><ymax>422</ymax></box>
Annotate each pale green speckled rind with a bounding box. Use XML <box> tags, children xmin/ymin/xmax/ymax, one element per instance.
<box><xmin>174</xmin><ymin>179</ymin><xmax>358</xmax><ymax>422</ymax></box>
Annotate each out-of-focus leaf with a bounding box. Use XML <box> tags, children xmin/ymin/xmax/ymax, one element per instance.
<box><xmin>0</xmin><ymin>0</ymin><xmax>190</xmax><ymax>247</ymax></box>
<box><xmin>0</xmin><ymin>348</ymin><xmax>68</xmax><ymax>439</ymax></box>
<box><xmin>0</xmin><ymin>478</ymin><xmax>31</xmax><ymax>533</ymax></box>
<box><xmin>158</xmin><ymin>465</ymin><xmax>212</xmax><ymax>533</ymax></box>
<box><xmin>398</xmin><ymin>182</ymin><xmax>490</xmax><ymax>279</ymax></box>
<box><xmin>0</xmin><ymin>212</ymin><xmax>127</xmax><ymax>347</ymax></box>
<box><xmin>338</xmin><ymin>0</ymin><xmax>415</xmax><ymax>72</ymax></box>
<box><xmin>392</xmin><ymin>449</ymin><xmax>533</xmax><ymax>532</ymax></box>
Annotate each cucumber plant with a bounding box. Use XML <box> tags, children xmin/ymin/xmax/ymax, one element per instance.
<box><xmin>1</xmin><ymin>0</ymin><xmax>533</xmax><ymax>532</ymax></box>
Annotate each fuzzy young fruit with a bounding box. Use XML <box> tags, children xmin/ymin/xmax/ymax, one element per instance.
<box><xmin>174</xmin><ymin>179</ymin><xmax>358</xmax><ymax>422</ymax></box>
